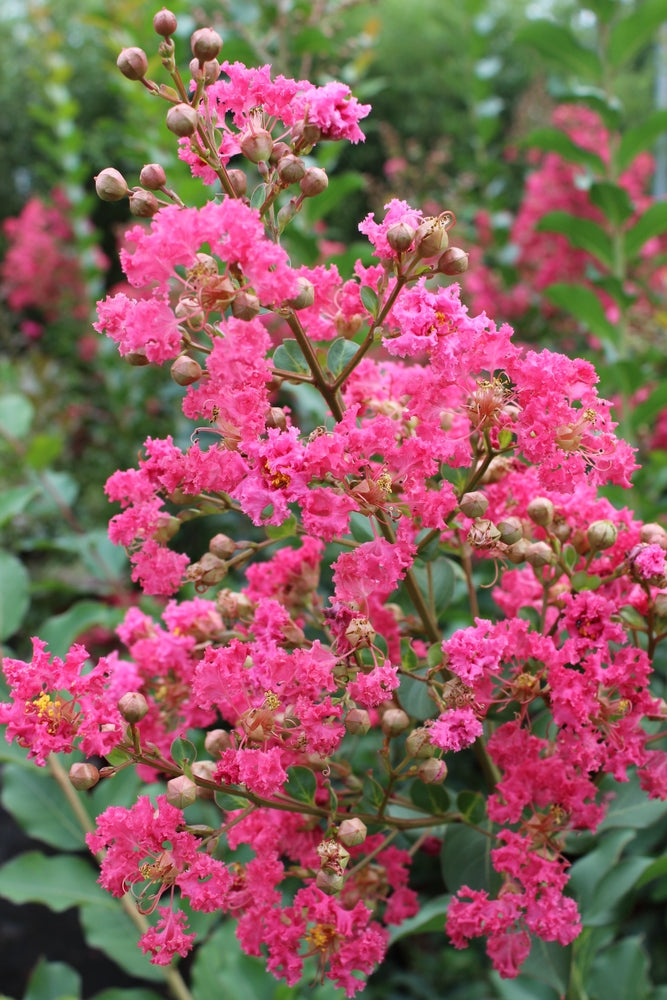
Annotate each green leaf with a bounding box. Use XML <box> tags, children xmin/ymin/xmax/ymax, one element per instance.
<box><xmin>362</xmin><ymin>773</ymin><xmax>385</xmax><ymax>812</ymax></box>
<box><xmin>348</xmin><ymin>511</ymin><xmax>375</xmax><ymax>544</ymax></box>
<box><xmin>581</xmin><ymin>0</ymin><xmax>616</xmax><ymax>23</ymax></box>
<box><xmin>411</xmin><ymin>557</ymin><xmax>456</xmax><ymax>617</ymax></box>
<box><xmin>360</xmin><ymin>285</ymin><xmax>379</xmax><ymax>316</ymax></box>
<box><xmin>0</xmin><ymin>550</ymin><xmax>30</xmax><ymax>640</ymax></box>
<box><xmin>520</xmin><ymin>937</ymin><xmax>572</xmax><ymax>997</ymax></box>
<box><xmin>39</xmin><ymin>600</ymin><xmax>125</xmax><ymax>658</ymax></box>
<box><xmin>1</xmin><ymin>763</ymin><xmax>85</xmax><ymax>850</ymax></box>
<box><xmin>630</xmin><ymin>382</ymin><xmax>667</xmax><ymax>434</ymax></box>
<box><xmin>0</xmin><ymin>485</ymin><xmax>39</xmax><ymax>526</ymax></box>
<box><xmin>587</xmin><ymin>936</ymin><xmax>650</xmax><ymax>999</ymax></box>
<box><xmin>285</xmin><ymin>765</ymin><xmax>317</xmax><ymax>804</ymax></box>
<box><xmin>387</xmin><ymin>893</ymin><xmax>451</xmax><ymax>944</ymax></box>
<box><xmin>543</xmin><ymin>283</ymin><xmax>618</xmax><ymax>348</ymax></box>
<box><xmin>582</xmin><ymin>856</ymin><xmax>652</xmax><ymax>925</ymax></box>
<box><xmin>23</xmin><ymin>959</ymin><xmax>81</xmax><ymax>1000</ymax></box>
<box><xmin>608</xmin><ymin>0</ymin><xmax>667</xmax><ymax>69</ymax></box>
<box><xmin>598</xmin><ymin>771</ymin><xmax>667</xmax><ymax>831</ymax></box>
<box><xmin>589</xmin><ymin>181</ymin><xmax>634</xmax><ymax>227</ymax></box>
<box><xmin>79</xmin><ymin>902</ymin><xmax>164</xmax><ymax>982</ymax></box>
<box><xmin>0</xmin><ymin>851</ymin><xmax>102</xmax><ymax>911</ymax></box>
<box><xmin>516</xmin><ymin>21</ymin><xmax>602</xmax><ymax>80</ymax></box>
<box><xmin>571</xmin><ymin>571</ymin><xmax>602</xmax><ymax>592</ymax></box>
<box><xmin>399</xmin><ymin>673</ymin><xmax>436</xmax><ymax>721</ymax></box>
<box><xmin>214</xmin><ymin>790</ymin><xmax>249</xmax><ymax>811</ymax></box>
<box><xmin>549</xmin><ymin>83</ymin><xmax>622</xmax><ymax>130</ymax></box>
<box><xmin>410</xmin><ymin>780</ymin><xmax>450</xmax><ymax>815</ymax></box>
<box><xmin>457</xmin><ymin>790</ymin><xmax>486</xmax><ymax>825</ymax></box>
<box><xmin>618</xmin><ymin>110</ymin><xmax>667</xmax><ymax>172</ymax></box>
<box><xmin>170</xmin><ymin>736</ymin><xmax>197</xmax><ymax>769</ymax></box>
<box><xmin>326</xmin><ymin>338</ymin><xmax>358</xmax><ymax>378</ymax></box>
<box><xmin>25</xmin><ymin>432</ymin><xmax>64</xmax><ymax>469</ymax></box>
<box><xmin>91</xmin><ymin>991</ymin><xmax>164</xmax><ymax>1000</ymax></box>
<box><xmin>536</xmin><ymin>212</ymin><xmax>613</xmax><ymax>269</ymax></box>
<box><xmin>441</xmin><ymin>820</ymin><xmax>497</xmax><ymax>894</ymax></box>
<box><xmin>523</xmin><ymin>127</ymin><xmax>605</xmax><ymax>173</ymax></box>
<box><xmin>272</xmin><ymin>340</ymin><xmax>310</xmax><ymax>375</ymax></box>
<box><xmin>625</xmin><ymin>202</ymin><xmax>667</xmax><ymax>259</ymax></box>
<box><xmin>265</xmin><ymin>514</ymin><xmax>297</xmax><ymax>540</ymax></box>
<box><xmin>0</xmin><ymin>393</ymin><xmax>34</xmax><ymax>439</ymax></box>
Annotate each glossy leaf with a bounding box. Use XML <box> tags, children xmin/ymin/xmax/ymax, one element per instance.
<box><xmin>441</xmin><ymin>820</ymin><xmax>497</xmax><ymax>893</ymax></box>
<box><xmin>0</xmin><ymin>484</ymin><xmax>39</xmax><ymax>526</ymax></box>
<box><xmin>543</xmin><ymin>283</ymin><xmax>618</xmax><ymax>348</ymax></box>
<box><xmin>400</xmin><ymin>671</ymin><xmax>436</xmax><ymax>721</ymax></box>
<box><xmin>0</xmin><ymin>851</ymin><xmax>102</xmax><ymax>911</ymax></box>
<box><xmin>0</xmin><ymin>392</ymin><xmax>34</xmax><ymax>439</ymax></box>
<box><xmin>618</xmin><ymin>110</ymin><xmax>667</xmax><ymax>172</ymax></box>
<box><xmin>587</xmin><ymin>936</ymin><xmax>650</xmax><ymax>999</ymax></box>
<box><xmin>360</xmin><ymin>284</ymin><xmax>379</xmax><ymax>316</ymax></box>
<box><xmin>536</xmin><ymin>212</ymin><xmax>613</xmax><ymax>269</ymax></box>
<box><xmin>272</xmin><ymin>340</ymin><xmax>310</xmax><ymax>375</ymax></box>
<box><xmin>608</xmin><ymin>0</ymin><xmax>667</xmax><ymax>69</ymax></box>
<box><xmin>326</xmin><ymin>337</ymin><xmax>358</xmax><ymax>377</ymax></box>
<box><xmin>598</xmin><ymin>771</ymin><xmax>667</xmax><ymax>831</ymax></box>
<box><xmin>285</xmin><ymin>765</ymin><xmax>317</xmax><ymax>804</ymax></box>
<box><xmin>410</xmin><ymin>779</ymin><xmax>450</xmax><ymax>815</ymax></box>
<box><xmin>1</xmin><ymin>763</ymin><xmax>85</xmax><ymax>850</ymax></box>
<box><xmin>23</xmin><ymin>959</ymin><xmax>81</xmax><ymax>1000</ymax></box>
<box><xmin>170</xmin><ymin>736</ymin><xmax>197</xmax><ymax>769</ymax></box>
<box><xmin>39</xmin><ymin>600</ymin><xmax>125</xmax><ymax>658</ymax></box>
<box><xmin>0</xmin><ymin>549</ymin><xmax>30</xmax><ymax>640</ymax></box>
<box><xmin>625</xmin><ymin>202</ymin><xmax>667</xmax><ymax>258</ymax></box>
<box><xmin>516</xmin><ymin>21</ymin><xmax>602</xmax><ymax>80</ymax></box>
<box><xmin>79</xmin><ymin>902</ymin><xmax>163</xmax><ymax>982</ymax></box>
<box><xmin>387</xmin><ymin>894</ymin><xmax>451</xmax><ymax>944</ymax></box>
<box><xmin>589</xmin><ymin>181</ymin><xmax>634</xmax><ymax>227</ymax></box>
<box><xmin>523</xmin><ymin>127</ymin><xmax>605</xmax><ymax>173</ymax></box>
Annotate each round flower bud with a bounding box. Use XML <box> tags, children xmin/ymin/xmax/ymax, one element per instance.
<box><xmin>240</xmin><ymin>128</ymin><xmax>274</xmax><ymax>164</ymax></box>
<box><xmin>125</xmin><ymin>349</ymin><xmax>150</xmax><ymax>366</ymax></box>
<box><xmin>117</xmin><ymin>47</ymin><xmax>148</xmax><ymax>81</ymax></box>
<box><xmin>154</xmin><ymin>8</ymin><xmax>178</xmax><ymax>36</ymax></box>
<box><xmin>231</xmin><ymin>289</ymin><xmax>260</xmax><ymax>320</ymax></box>
<box><xmin>69</xmin><ymin>762</ymin><xmax>100</xmax><ymax>791</ymax></box>
<box><xmin>640</xmin><ymin>523</ymin><xmax>667</xmax><ymax>549</ymax></box>
<box><xmin>129</xmin><ymin>188</ymin><xmax>159</xmax><ymax>217</ymax></box>
<box><xmin>277</xmin><ymin>154</ymin><xmax>306</xmax><ymax>185</ymax></box>
<box><xmin>406</xmin><ymin>727</ymin><xmax>436</xmax><ymax>758</ymax></box>
<box><xmin>337</xmin><ymin>818</ymin><xmax>367</xmax><ymax>847</ymax></box>
<box><xmin>497</xmin><ymin>516</ymin><xmax>524</xmax><ymax>546</ymax></box>
<box><xmin>344</xmin><ymin>617</ymin><xmax>376</xmax><ymax>649</ymax></box>
<box><xmin>191</xmin><ymin>760</ymin><xmax>217</xmax><ymax>798</ymax></box>
<box><xmin>292</xmin><ymin>121</ymin><xmax>322</xmax><ymax>148</ymax></box>
<box><xmin>525</xmin><ymin>541</ymin><xmax>557</xmax><ymax>568</ymax></box>
<box><xmin>190</xmin><ymin>27</ymin><xmax>223</xmax><ymax>63</ymax></box>
<box><xmin>345</xmin><ymin>708</ymin><xmax>371</xmax><ymax>735</ymax></box>
<box><xmin>152</xmin><ymin>515</ymin><xmax>180</xmax><ymax>543</ymax></box>
<box><xmin>299</xmin><ymin>167</ymin><xmax>328</xmax><ymax>198</ymax></box>
<box><xmin>189</xmin><ymin>56</ymin><xmax>220</xmax><ymax>84</ymax></box>
<box><xmin>437</xmin><ymin>247</ymin><xmax>469</xmax><ymax>275</ymax></box>
<box><xmin>417</xmin><ymin>758</ymin><xmax>448</xmax><ymax>784</ymax></box>
<box><xmin>526</xmin><ymin>497</ymin><xmax>554</xmax><ymax>527</ymax></box>
<box><xmin>284</xmin><ymin>276</ymin><xmax>315</xmax><ymax>310</ymax></box>
<box><xmin>270</xmin><ymin>141</ymin><xmax>292</xmax><ymax>165</ymax></box>
<box><xmin>386</xmin><ymin>222</ymin><xmax>416</xmax><ymax>254</ymax></box>
<box><xmin>459</xmin><ymin>491</ymin><xmax>488</xmax><ymax>518</ymax></box>
<box><xmin>139</xmin><ymin>162</ymin><xmax>167</xmax><ymax>190</ymax></box>
<box><xmin>209</xmin><ymin>533</ymin><xmax>236</xmax><ymax>559</ymax></box>
<box><xmin>170</xmin><ymin>356</ymin><xmax>202</xmax><ymax>386</ymax></box>
<box><xmin>187</xmin><ymin>553</ymin><xmax>228</xmax><ymax>588</ymax></box>
<box><xmin>587</xmin><ymin>519</ymin><xmax>618</xmax><ymax>552</ymax></box>
<box><xmin>94</xmin><ymin>167</ymin><xmax>129</xmax><ymax>202</ymax></box>
<box><xmin>505</xmin><ymin>538</ymin><xmax>530</xmax><ymax>564</ymax></box>
<box><xmin>654</xmin><ymin>592</ymin><xmax>667</xmax><ymax>618</ymax></box>
<box><xmin>166</xmin><ymin>103</ymin><xmax>200</xmax><ymax>137</ymax></box>
<box><xmin>166</xmin><ymin>774</ymin><xmax>197</xmax><ymax>809</ymax></box>
<box><xmin>414</xmin><ymin>217</ymin><xmax>450</xmax><ymax>259</ymax></box>
<box><xmin>381</xmin><ymin>708</ymin><xmax>410</xmax><ymax>737</ymax></box>
<box><xmin>227</xmin><ymin>169</ymin><xmax>248</xmax><ymax>197</ymax></box>
<box><xmin>266</xmin><ymin>406</ymin><xmax>288</xmax><ymax>431</ymax></box>
<box><xmin>551</xmin><ymin>517</ymin><xmax>572</xmax><ymax>543</ymax></box>
<box><xmin>175</xmin><ymin>297</ymin><xmax>206</xmax><ymax>330</ymax></box>
<box><xmin>205</xmin><ymin>729</ymin><xmax>232</xmax><ymax>757</ymax></box>
<box><xmin>118</xmin><ymin>691</ymin><xmax>149</xmax><ymax>723</ymax></box>
<box><xmin>315</xmin><ymin>869</ymin><xmax>344</xmax><ymax>895</ymax></box>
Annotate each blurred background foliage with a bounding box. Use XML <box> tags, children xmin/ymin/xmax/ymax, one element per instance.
<box><xmin>2</xmin><ymin>1</ymin><xmax>667</xmax><ymax>999</ymax></box>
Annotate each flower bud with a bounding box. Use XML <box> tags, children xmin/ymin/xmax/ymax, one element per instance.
<box><xmin>284</xmin><ymin>276</ymin><xmax>315</xmax><ymax>310</ymax></box>
<box><xmin>94</xmin><ymin>168</ymin><xmax>129</xmax><ymax>202</ymax></box>
<box><xmin>240</xmin><ymin>128</ymin><xmax>274</xmax><ymax>164</ymax></box>
<box><xmin>154</xmin><ymin>8</ymin><xmax>178</xmax><ymax>36</ymax></box>
<box><xmin>654</xmin><ymin>592</ymin><xmax>667</xmax><ymax>618</ymax></box>
<box><xmin>129</xmin><ymin>188</ymin><xmax>159</xmax><ymax>217</ymax></box>
<box><xmin>209</xmin><ymin>533</ymin><xmax>236</xmax><ymax>559</ymax></box>
<box><xmin>69</xmin><ymin>762</ymin><xmax>100</xmax><ymax>791</ymax></box>
<box><xmin>191</xmin><ymin>760</ymin><xmax>217</xmax><ymax>798</ymax></box>
<box><xmin>277</xmin><ymin>154</ymin><xmax>306</xmax><ymax>184</ymax></box>
<box><xmin>640</xmin><ymin>523</ymin><xmax>667</xmax><ymax>549</ymax></box>
<box><xmin>205</xmin><ymin>728</ymin><xmax>232</xmax><ymax>757</ymax></box>
<box><xmin>299</xmin><ymin>167</ymin><xmax>328</xmax><ymax>198</ymax></box>
<box><xmin>337</xmin><ymin>818</ymin><xmax>367</xmax><ymax>847</ymax></box>
<box><xmin>381</xmin><ymin>708</ymin><xmax>410</xmax><ymax>737</ymax></box>
<box><xmin>171</xmin><ymin>356</ymin><xmax>202</xmax><ymax>386</ymax></box>
<box><xmin>406</xmin><ymin>727</ymin><xmax>436</xmax><ymax>758</ymax></box>
<box><xmin>125</xmin><ymin>349</ymin><xmax>151</xmax><ymax>366</ymax></box>
<box><xmin>345</xmin><ymin>708</ymin><xmax>371</xmax><ymax>735</ymax></box>
<box><xmin>166</xmin><ymin>774</ymin><xmax>197</xmax><ymax>809</ymax></box>
<box><xmin>417</xmin><ymin>758</ymin><xmax>448</xmax><ymax>784</ymax></box>
<box><xmin>139</xmin><ymin>163</ymin><xmax>167</xmax><ymax>190</ymax></box>
<box><xmin>344</xmin><ymin>617</ymin><xmax>376</xmax><ymax>649</ymax></box>
<box><xmin>152</xmin><ymin>515</ymin><xmax>181</xmax><ymax>543</ymax></box>
<box><xmin>587</xmin><ymin>519</ymin><xmax>618</xmax><ymax>552</ymax></box>
<box><xmin>187</xmin><ymin>553</ymin><xmax>228</xmax><ymax>588</ymax></box>
<box><xmin>505</xmin><ymin>538</ymin><xmax>530</xmax><ymax>564</ymax></box>
<box><xmin>526</xmin><ymin>497</ymin><xmax>554</xmax><ymax>527</ymax></box>
<box><xmin>175</xmin><ymin>297</ymin><xmax>206</xmax><ymax>330</ymax></box>
<box><xmin>190</xmin><ymin>27</ymin><xmax>223</xmax><ymax>63</ymax></box>
<box><xmin>189</xmin><ymin>57</ymin><xmax>220</xmax><ymax>84</ymax></box>
<box><xmin>386</xmin><ymin>222</ymin><xmax>416</xmax><ymax>254</ymax></box>
<box><xmin>270</xmin><ymin>141</ymin><xmax>292</xmax><ymax>164</ymax></box>
<box><xmin>525</xmin><ymin>541</ymin><xmax>557</xmax><ymax>568</ymax></box>
<box><xmin>118</xmin><ymin>691</ymin><xmax>149</xmax><ymax>723</ymax></box>
<box><xmin>231</xmin><ymin>289</ymin><xmax>260</xmax><ymax>320</ymax></box>
<box><xmin>166</xmin><ymin>103</ymin><xmax>200</xmax><ymax>137</ymax></box>
<box><xmin>467</xmin><ymin>518</ymin><xmax>501</xmax><ymax>549</ymax></box>
<box><xmin>266</xmin><ymin>406</ymin><xmax>288</xmax><ymax>431</ymax></box>
<box><xmin>497</xmin><ymin>516</ymin><xmax>523</xmax><ymax>546</ymax></box>
<box><xmin>414</xmin><ymin>217</ymin><xmax>450</xmax><ymax>259</ymax></box>
<box><xmin>437</xmin><ymin>247</ymin><xmax>469</xmax><ymax>275</ymax></box>
<box><xmin>315</xmin><ymin>869</ymin><xmax>344</xmax><ymax>895</ymax></box>
<box><xmin>227</xmin><ymin>169</ymin><xmax>248</xmax><ymax>197</ymax></box>
<box><xmin>117</xmin><ymin>47</ymin><xmax>148</xmax><ymax>81</ymax></box>
<box><xmin>459</xmin><ymin>491</ymin><xmax>488</xmax><ymax>518</ymax></box>
<box><xmin>292</xmin><ymin>121</ymin><xmax>322</xmax><ymax>148</ymax></box>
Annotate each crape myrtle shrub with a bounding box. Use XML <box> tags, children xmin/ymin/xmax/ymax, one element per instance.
<box><xmin>3</xmin><ymin>6</ymin><xmax>667</xmax><ymax>1000</ymax></box>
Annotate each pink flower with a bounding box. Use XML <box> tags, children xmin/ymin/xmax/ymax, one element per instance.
<box><xmin>138</xmin><ymin>907</ymin><xmax>196</xmax><ymax>965</ymax></box>
<box><xmin>429</xmin><ymin>707</ymin><xmax>483</xmax><ymax>752</ymax></box>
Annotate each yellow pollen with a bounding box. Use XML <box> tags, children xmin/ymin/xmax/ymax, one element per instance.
<box><xmin>307</xmin><ymin>923</ymin><xmax>337</xmax><ymax>951</ymax></box>
<box><xmin>264</xmin><ymin>690</ymin><xmax>280</xmax><ymax>710</ymax></box>
<box><xmin>377</xmin><ymin>472</ymin><xmax>392</xmax><ymax>494</ymax></box>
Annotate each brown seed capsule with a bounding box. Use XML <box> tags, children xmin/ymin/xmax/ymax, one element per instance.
<box><xmin>166</xmin><ymin>103</ymin><xmax>200</xmax><ymax>137</ymax></box>
<box><xmin>154</xmin><ymin>8</ymin><xmax>178</xmax><ymax>37</ymax></box>
<box><xmin>117</xmin><ymin>47</ymin><xmax>149</xmax><ymax>81</ymax></box>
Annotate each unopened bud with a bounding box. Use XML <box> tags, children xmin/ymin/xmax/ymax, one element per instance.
<box><xmin>129</xmin><ymin>188</ymin><xmax>159</xmax><ymax>217</ymax></box>
<box><xmin>139</xmin><ymin>163</ymin><xmax>167</xmax><ymax>190</ymax></box>
<box><xmin>125</xmin><ymin>349</ymin><xmax>151</xmax><ymax>366</ymax></box>
<box><xmin>240</xmin><ymin>128</ymin><xmax>274</xmax><ymax>164</ymax></box>
<box><xmin>266</xmin><ymin>406</ymin><xmax>288</xmax><ymax>431</ymax></box>
<box><xmin>154</xmin><ymin>8</ymin><xmax>178</xmax><ymax>36</ymax></box>
<box><xmin>117</xmin><ymin>47</ymin><xmax>148</xmax><ymax>81</ymax></box>
<box><xmin>166</xmin><ymin>774</ymin><xmax>198</xmax><ymax>808</ymax></box>
<box><xmin>344</xmin><ymin>617</ymin><xmax>376</xmax><ymax>649</ymax></box>
<box><xmin>415</xmin><ymin>216</ymin><xmax>450</xmax><ymax>259</ymax></box>
<box><xmin>231</xmin><ymin>289</ymin><xmax>260</xmax><ymax>320</ymax></box>
<box><xmin>640</xmin><ymin>523</ymin><xmax>667</xmax><ymax>549</ymax></box>
<box><xmin>152</xmin><ymin>515</ymin><xmax>181</xmax><ymax>543</ymax></box>
<box><xmin>118</xmin><ymin>691</ymin><xmax>149</xmax><ymax>723</ymax></box>
<box><xmin>227</xmin><ymin>169</ymin><xmax>248</xmax><ymax>197</ymax></box>
<box><xmin>209</xmin><ymin>533</ymin><xmax>236</xmax><ymax>559</ymax></box>
<box><xmin>406</xmin><ymin>727</ymin><xmax>436</xmax><ymax>758</ymax></box>
<box><xmin>525</xmin><ymin>541</ymin><xmax>557</xmax><ymax>568</ymax></box>
<box><xmin>459</xmin><ymin>491</ymin><xmax>488</xmax><ymax>518</ymax></box>
<box><xmin>277</xmin><ymin>154</ymin><xmax>306</xmax><ymax>184</ymax></box>
<box><xmin>191</xmin><ymin>760</ymin><xmax>217</xmax><ymax>798</ymax></box>
<box><xmin>69</xmin><ymin>762</ymin><xmax>100</xmax><ymax>790</ymax></box>
<box><xmin>381</xmin><ymin>708</ymin><xmax>410</xmax><ymax>737</ymax></box>
<box><xmin>270</xmin><ymin>142</ymin><xmax>292</xmax><ymax>165</ymax></box>
<box><xmin>292</xmin><ymin>121</ymin><xmax>322</xmax><ymax>149</ymax></box>
<box><xmin>94</xmin><ymin>168</ymin><xmax>129</xmax><ymax>202</ymax></box>
<box><xmin>386</xmin><ymin>222</ymin><xmax>416</xmax><ymax>254</ymax></box>
<box><xmin>299</xmin><ymin>167</ymin><xmax>328</xmax><ymax>198</ymax></box>
<box><xmin>315</xmin><ymin>869</ymin><xmax>344</xmax><ymax>895</ymax></box>
<box><xmin>166</xmin><ymin>103</ymin><xmax>200</xmax><ymax>137</ymax></box>
<box><xmin>337</xmin><ymin>818</ymin><xmax>367</xmax><ymax>847</ymax></box>
<box><xmin>345</xmin><ymin>708</ymin><xmax>371</xmax><ymax>735</ymax></box>
<box><xmin>497</xmin><ymin>516</ymin><xmax>523</xmax><ymax>546</ymax></box>
<box><xmin>505</xmin><ymin>538</ymin><xmax>530</xmax><ymax>564</ymax></box>
<box><xmin>204</xmin><ymin>728</ymin><xmax>232</xmax><ymax>757</ymax></box>
<box><xmin>587</xmin><ymin>519</ymin><xmax>618</xmax><ymax>551</ymax></box>
<box><xmin>417</xmin><ymin>758</ymin><xmax>448</xmax><ymax>784</ymax></box>
<box><xmin>187</xmin><ymin>552</ymin><xmax>228</xmax><ymax>588</ymax></box>
<box><xmin>190</xmin><ymin>27</ymin><xmax>223</xmax><ymax>63</ymax></box>
<box><xmin>171</xmin><ymin>356</ymin><xmax>203</xmax><ymax>385</ymax></box>
<box><xmin>526</xmin><ymin>497</ymin><xmax>554</xmax><ymax>527</ymax></box>
<box><xmin>437</xmin><ymin>247</ymin><xmax>469</xmax><ymax>275</ymax></box>
<box><xmin>285</xmin><ymin>276</ymin><xmax>315</xmax><ymax>310</ymax></box>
